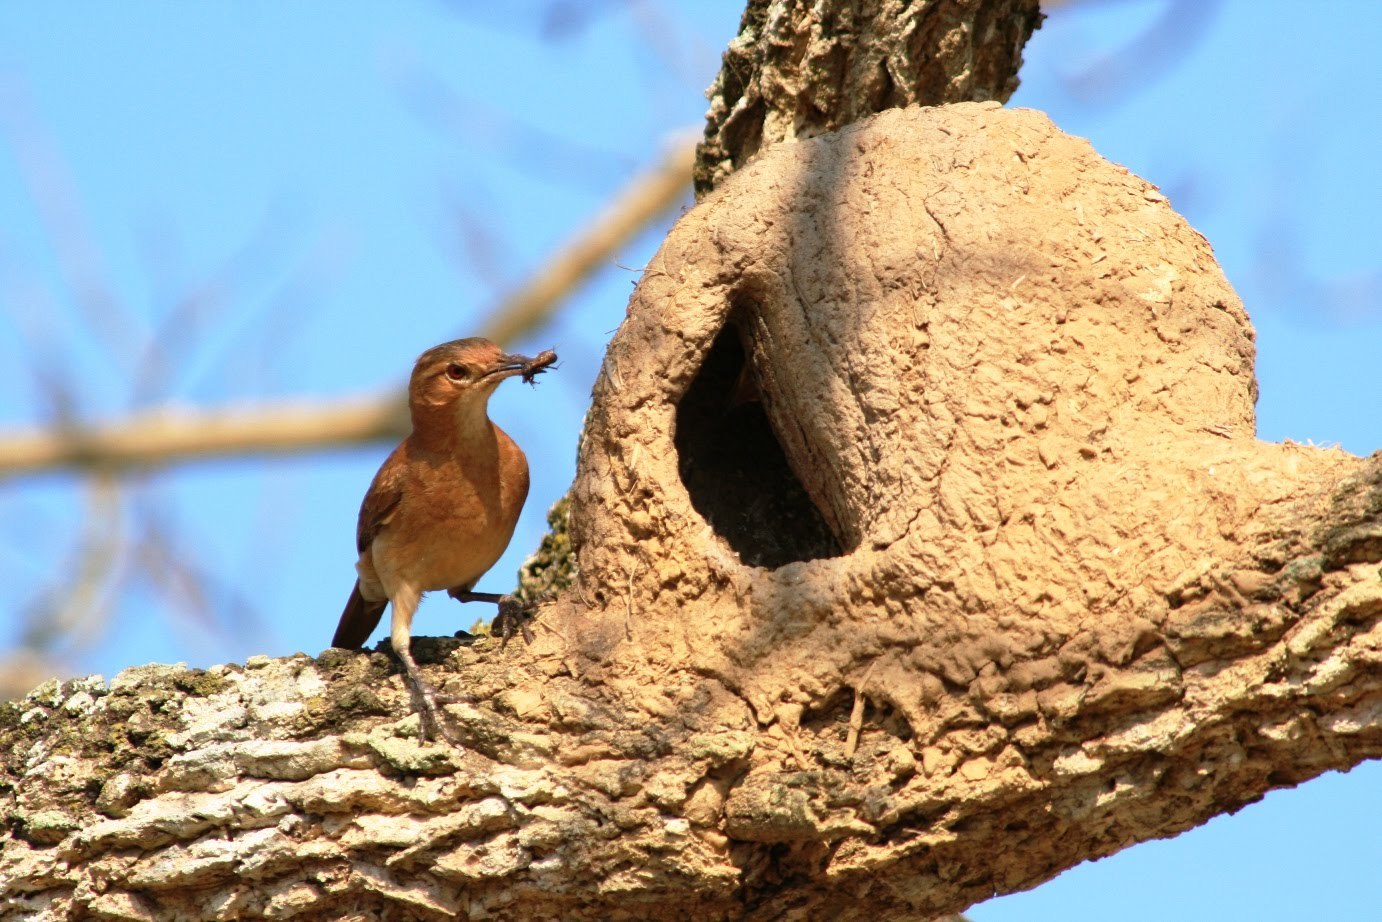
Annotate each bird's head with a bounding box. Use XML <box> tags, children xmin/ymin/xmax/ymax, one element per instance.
<box><xmin>409</xmin><ymin>338</ymin><xmax>537</xmax><ymax>413</ymax></box>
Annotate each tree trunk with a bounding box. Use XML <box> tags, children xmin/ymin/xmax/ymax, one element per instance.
<box><xmin>5</xmin><ymin>5</ymin><xmax>1381</xmax><ymax>922</ymax></box>
<box><xmin>695</xmin><ymin>0</ymin><xmax>1041</xmax><ymax>194</ymax></box>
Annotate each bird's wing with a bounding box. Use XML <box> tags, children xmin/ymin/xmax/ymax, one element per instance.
<box><xmin>356</xmin><ymin>445</ymin><xmax>407</xmax><ymax>553</ymax></box>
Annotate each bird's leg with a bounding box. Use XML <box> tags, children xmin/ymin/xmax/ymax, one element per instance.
<box><xmin>390</xmin><ymin>584</ymin><xmax>457</xmax><ymax>745</ymax></box>
<box><xmin>395</xmin><ymin>641</ymin><xmax>458</xmax><ymax>745</ymax></box>
<box><xmin>448</xmin><ymin>588</ymin><xmax>537</xmax><ymax>647</ymax></box>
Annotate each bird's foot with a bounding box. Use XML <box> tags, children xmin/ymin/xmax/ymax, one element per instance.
<box><xmin>447</xmin><ymin>588</ymin><xmax>546</xmax><ymax>648</ymax></box>
<box><xmin>407</xmin><ymin>674</ymin><xmax>458</xmax><ymax>745</ymax></box>
<box><xmin>492</xmin><ymin>594</ymin><xmax>538</xmax><ymax>648</ymax></box>
<box><xmin>397</xmin><ymin>648</ymin><xmax>458</xmax><ymax>745</ymax></box>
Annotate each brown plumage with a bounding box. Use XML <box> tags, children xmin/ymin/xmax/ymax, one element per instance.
<box><xmin>332</xmin><ymin>337</ymin><xmax>554</xmax><ymax>743</ymax></box>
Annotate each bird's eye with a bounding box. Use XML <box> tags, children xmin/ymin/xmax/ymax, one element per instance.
<box><xmin>445</xmin><ymin>362</ymin><xmax>469</xmax><ymax>382</ymax></box>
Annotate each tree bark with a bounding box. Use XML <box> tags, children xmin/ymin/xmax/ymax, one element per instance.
<box><xmin>695</xmin><ymin>0</ymin><xmax>1043</xmax><ymax>194</ymax></box>
<box><xmin>4</xmin><ymin>100</ymin><xmax>1380</xmax><ymax>922</ymax></box>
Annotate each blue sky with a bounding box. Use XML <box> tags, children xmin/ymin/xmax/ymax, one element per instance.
<box><xmin>1</xmin><ymin>2</ymin><xmax>1377</xmax><ymax>918</ymax></box>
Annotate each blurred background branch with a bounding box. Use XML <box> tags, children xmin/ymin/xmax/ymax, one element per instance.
<box><xmin>0</xmin><ymin>138</ymin><xmax>695</xmax><ymax>482</ymax></box>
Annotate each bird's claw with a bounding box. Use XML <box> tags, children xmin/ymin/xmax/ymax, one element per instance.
<box><xmin>445</xmin><ymin>588</ymin><xmax>545</xmax><ymax>648</ymax></box>
<box><xmin>399</xmin><ymin>660</ymin><xmax>459</xmax><ymax>745</ymax></box>
<box><xmin>410</xmin><ymin>682</ymin><xmax>459</xmax><ymax>745</ymax></box>
<box><xmin>493</xmin><ymin>595</ymin><xmax>538</xmax><ymax>648</ymax></box>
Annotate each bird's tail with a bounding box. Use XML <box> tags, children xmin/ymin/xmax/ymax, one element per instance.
<box><xmin>332</xmin><ymin>581</ymin><xmax>388</xmax><ymax>650</ymax></box>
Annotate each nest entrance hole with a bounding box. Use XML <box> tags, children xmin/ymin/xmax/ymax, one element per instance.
<box><xmin>674</xmin><ymin>317</ymin><xmax>842</xmax><ymax>568</ymax></box>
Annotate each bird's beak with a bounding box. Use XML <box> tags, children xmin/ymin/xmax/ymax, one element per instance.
<box><xmin>480</xmin><ymin>350</ymin><xmax>557</xmax><ymax>385</ymax></box>
<box><xmin>479</xmin><ymin>354</ymin><xmax>533</xmax><ymax>384</ymax></box>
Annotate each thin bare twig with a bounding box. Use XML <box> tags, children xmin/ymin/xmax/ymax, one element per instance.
<box><xmin>17</xmin><ymin>474</ymin><xmax>123</xmax><ymax>652</ymax></box>
<box><xmin>0</xmin><ymin>79</ymin><xmax>142</xmax><ymax>364</ymax></box>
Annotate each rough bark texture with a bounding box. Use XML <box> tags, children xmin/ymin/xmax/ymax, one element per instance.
<box><xmin>4</xmin><ymin>104</ymin><xmax>1381</xmax><ymax>921</ymax></box>
<box><xmin>694</xmin><ymin>0</ymin><xmax>1043</xmax><ymax>194</ymax></box>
